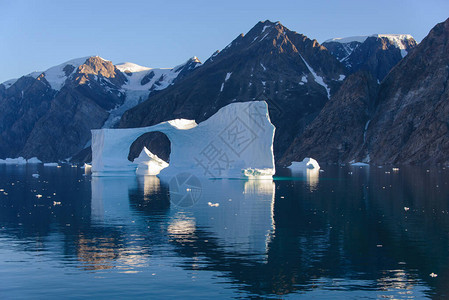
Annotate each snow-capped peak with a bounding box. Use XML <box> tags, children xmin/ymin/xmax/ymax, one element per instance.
<box><xmin>41</xmin><ymin>56</ymin><xmax>91</xmax><ymax>91</ymax></box>
<box><xmin>115</xmin><ymin>62</ymin><xmax>151</xmax><ymax>73</ymax></box>
<box><xmin>324</xmin><ymin>36</ymin><xmax>370</xmax><ymax>44</ymax></box>
<box><xmin>371</xmin><ymin>34</ymin><xmax>414</xmax><ymax>50</ymax></box>
<box><xmin>325</xmin><ymin>34</ymin><xmax>414</xmax><ymax>46</ymax></box>
<box><xmin>191</xmin><ymin>56</ymin><xmax>201</xmax><ymax>63</ymax></box>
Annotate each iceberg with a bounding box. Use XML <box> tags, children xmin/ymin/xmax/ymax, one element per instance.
<box><xmin>351</xmin><ymin>162</ymin><xmax>369</xmax><ymax>167</ymax></box>
<box><xmin>287</xmin><ymin>158</ymin><xmax>320</xmax><ymax>170</ymax></box>
<box><xmin>287</xmin><ymin>158</ymin><xmax>320</xmax><ymax>191</ymax></box>
<box><xmin>91</xmin><ymin>101</ymin><xmax>275</xmax><ymax>178</ymax></box>
<box><xmin>134</xmin><ymin>147</ymin><xmax>169</xmax><ymax>176</ymax></box>
<box><xmin>27</xmin><ymin>157</ymin><xmax>42</xmax><ymax>164</ymax></box>
<box><xmin>0</xmin><ymin>157</ymin><xmax>27</xmax><ymax>165</ymax></box>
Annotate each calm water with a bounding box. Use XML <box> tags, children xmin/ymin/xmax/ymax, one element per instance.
<box><xmin>0</xmin><ymin>164</ymin><xmax>448</xmax><ymax>299</ymax></box>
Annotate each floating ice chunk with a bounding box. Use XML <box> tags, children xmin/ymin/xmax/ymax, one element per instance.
<box><xmin>243</xmin><ymin>168</ymin><xmax>275</xmax><ymax>179</ymax></box>
<box><xmin>32</xmin><ymin>174</ymin><xmax>40</xmax><ymax>178</ymax></box>
<box><xmin>44</xmin><ymin>163</ymin><xmax>59</xmax><ymax>167</ymax></box>
<box><xmin>135</xmin><ymin>147</ymin><xmax>169</xmax><ymax>176</ymax></box>
<box><xmin>1</xmin><ymin>157</ymin><xmax>27</xmax><ymax>164</ymax></box>
<box><xmin>288</xmin><ymin>158</ymin><xmax>320</xmax><ymax>170</ymax></box>
<box><xmin>351</xmin><ymin>162</ymin><xmax>369</xmax><ymax>166</ymax></box>
<box><xmin>27</xmin><ymin>157</ymin><xmax>42</xmax><ymax>164</ymax></box>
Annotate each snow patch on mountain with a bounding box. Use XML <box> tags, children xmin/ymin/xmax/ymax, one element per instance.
<box><xmin>324</xmin><ymin>36</ymin><xmax>369</xmax><ymax>44</ymax></box>
<box><xmin>373</xmin><ymin>34</ymin><xmax>414</xmax><ymax>49</ymax></box>
<box><xmin>103</xmin><ymin>58</ymin><xmax>200</xmax><ymax>128</ymax></box>
<box><xmin>325</xmin><ymin>34</ymin><xmax>414</xmax><ymax>58</ymax></box>
<box><xmin>372</xmin><ymin>34</ymin><xmax>414</xmax><ymax>57</ymax></box>
<box><xmin>42</xmin><ymin>57</ymin><xmax>91</xmax><ymax>90</ymax></box>
<box><xmin>1</xmin><ymin>59</ymin><xmax>84</xmax><ymax>89</ymax></box>
<box><xmin>299</xmin><ymin>55</ymin><xmax>331</xmax><ymax>98</ymax></box>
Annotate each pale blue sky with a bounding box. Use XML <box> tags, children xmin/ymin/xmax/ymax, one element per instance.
<box><xmin>0</xmin><ymin>0</ymin><xmax>448</xmax><ymax>82</ymax></box>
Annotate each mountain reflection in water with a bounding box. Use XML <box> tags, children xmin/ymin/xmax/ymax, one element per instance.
<box><xmin>0</xmin><ymin>164</ymin><xmax>448</xmax><ymax>298</ymax></box>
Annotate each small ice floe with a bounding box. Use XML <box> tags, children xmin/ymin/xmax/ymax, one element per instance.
<box><xmin>430</xmin><ymin>273</ymin><xmax>438</xmax><ymax>278</ymax></box>
<box><xmin>27</xmin><ymin>157</ymin><xmax>42</xmax><ymax>164</ymax></box>
<box><xmin>32</xmin><ymin>173</ymin><xmax>40</xmax><ymax>178</ymax></box>
<box><xmin>44</xmin><ymin>162</ymin><xmax>59</xmax><ymax>167</ymax></box>
<box><xmin>404</xmin><ymin>207</ymin><xmax>410</xmax><ymax>211</ymax></box>
<box><xmin>351</xmin><ymin>162</ymin><xmax>369</xmax><ymax>167</ymax></box>
<box><xmin>208</xmin><ymin>202</ymin><xmax>220</xmax><ymax>207</ymax></box>
<box><xmin>287</xmin><ymin>158</ymin><xmax>320</xmax><ymax>170</ymax></box>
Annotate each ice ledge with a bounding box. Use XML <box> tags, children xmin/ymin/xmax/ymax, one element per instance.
<box><xmin>91</xmin><ymin>101</ymin><xmax>275</xmax><ymax>178</ymax></box>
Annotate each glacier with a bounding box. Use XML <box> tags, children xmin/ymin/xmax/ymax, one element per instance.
<box><xmin>91</xmin><ymin>101</ymin><xmax>275</xmax><ymax>178</ymax></box>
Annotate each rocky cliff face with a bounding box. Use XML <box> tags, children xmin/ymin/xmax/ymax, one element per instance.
<box><xmin>0</xmin><ymin>56</ymin><xmax>200</xmax><ymax>162</ymax></box>
<box><xmin>285</xmin><ymin>18</ymin><xmax>449</xmax><ymax>166</ymax></box>
<box><xmin>120</xmin><ymin>20</ymin><xmax>347</xmax><ymax>161</ymax></box>
<box><xmin>281</xmin><ymin>71</ymin><xmax>378</xmax><ymax>165</ymax></box>
<box><xmin>364</xmin><ymin>18</ymin><xmax>449</xmax><ymax>165</ymax></box>
<box><xmin>323</xmin><ymin>34</ymin><xmax>417</xmax><ymax>81</ymax></box>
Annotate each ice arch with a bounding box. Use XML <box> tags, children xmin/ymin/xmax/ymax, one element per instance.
<box><xmin>91</xmin><ymin>101</ymin><xmax>275</xmax><ymax>178</ymax></box>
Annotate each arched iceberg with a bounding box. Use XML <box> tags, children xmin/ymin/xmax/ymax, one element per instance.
<box><xmin>91</xmin><ymin>101</ymin><xmax>275</xmax><ymax>178</ymax></box>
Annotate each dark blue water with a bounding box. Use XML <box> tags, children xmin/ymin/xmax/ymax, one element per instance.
<box><xmin>0</xmin><ymin>163</ymin><xmax>448</xmax><ymax>299</ymax></box>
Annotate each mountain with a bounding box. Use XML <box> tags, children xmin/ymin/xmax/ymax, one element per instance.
<box><xmin>283</xmin><ymin>17</ymin><xmax>449</xmax><ymax>165</ymax></box>
<box><xmin>323</xmin><ymin>34</ymin><xmax>417</xmax><ymax>81</ymax></box>
<box><xmin>119</xmin><ymin>20</ymin><xmax>347</xmax><ymax>161</ymax></box>
<box><xmin>281</xmin><ymin>71</ymin><xmax>378</xmax><ymax>165</ymax></box>
<box><xmin>0</xmin><ymin>56</ymin><xmax>201</xmax><ymax>161</ymax></box>
<box><xmin>364</xmin><ymin>17</ymin><xmax>449</xmax><ymax>165</ymax></box>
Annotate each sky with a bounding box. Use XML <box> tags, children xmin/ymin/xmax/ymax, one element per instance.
<box><xmin>0</xmin><ymin>0</ymin><xmax>448</xmax><ymax>82</ymax></box>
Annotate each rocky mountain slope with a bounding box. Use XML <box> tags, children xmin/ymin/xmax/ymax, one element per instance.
<box><xmin>283</xmin><ymin>17</ymin><xmax>449</xmax><ymax>165</ymax></box>
<box><xmin>119</xmin><ymin>20</ymin><xmax>347</xmax><ymax>161</ymax></box>
<box><xmin>323</xmin><ymin>34</ymin><xmax>417</xmax><ymax>81</ymax></box>
<box><xmin>0</xmin><ymin>56</ymin><xmax>200</xmax><ymax>161</ymax></box>
<box><xmin>281</xmin><ymin>71</ymin><xmax>378</xmax><ymax>165</ymax></box>
<box><xmin>364</xmin><ymin>17</ymin><xmax>449</xmax><ymax>165</ymax></box>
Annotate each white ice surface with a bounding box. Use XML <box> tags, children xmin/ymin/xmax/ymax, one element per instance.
<box><xmin>287</xmin><ymin>158</ymin><xmax>320</xmax><ymax>170</ymax></box>
<box><xmin>27</xmin><ymin>157</ymin><xmax>42</xmax><ymax>164</ymax></box>
<box><xmin>0</xmin><ymin>157</ymin><xmax>27</xmax><ymax>164</ymax></box>
<box><xmin>134</xmin><ymin>147</ymin><xmax>169</xmax><ymax>176</ymax></box>
<box><xmin>351</xmin><ymin>162</ymin><xmax>369</xmax><ymax>166</ymax></box>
